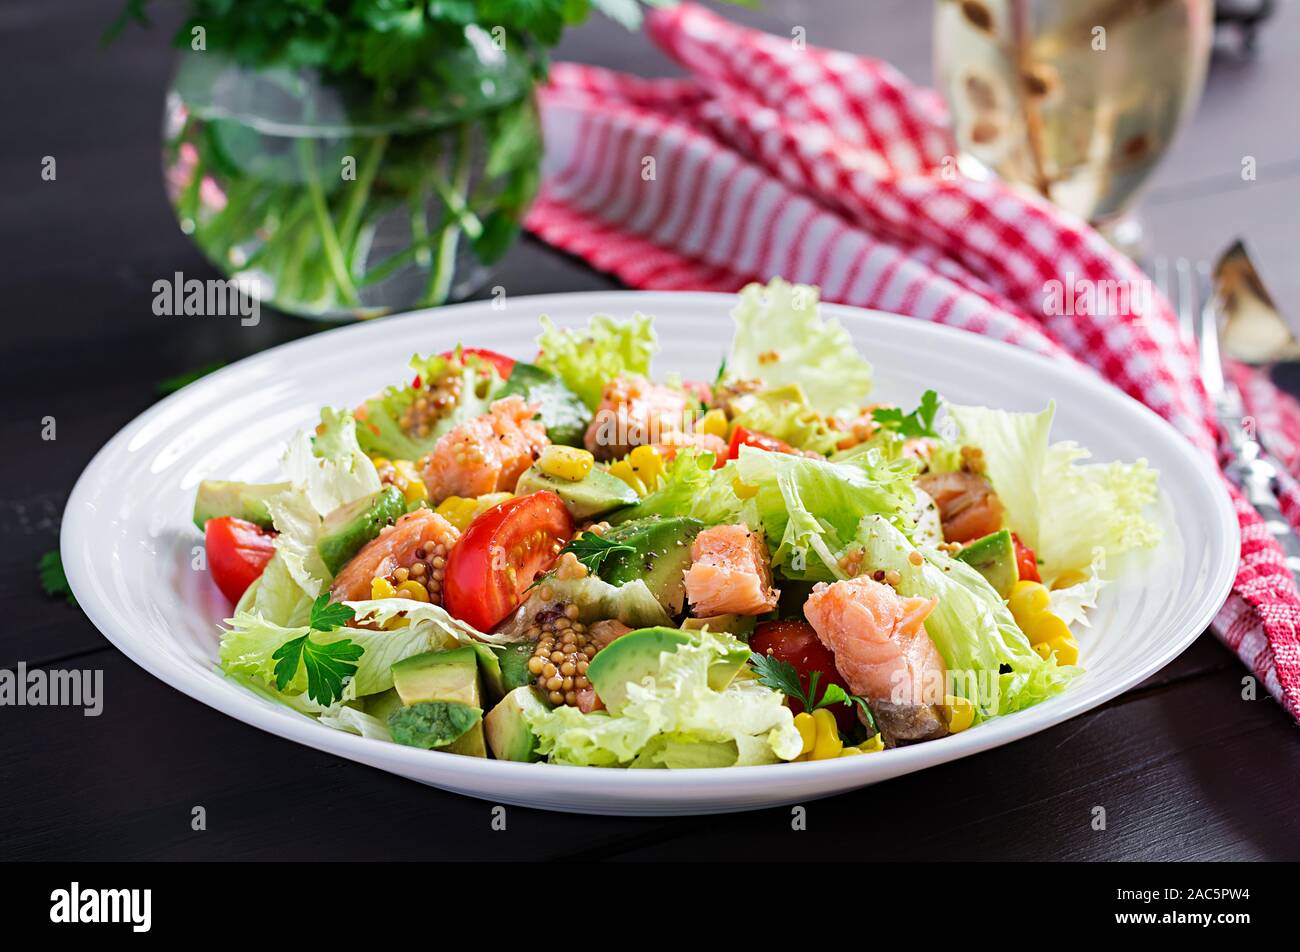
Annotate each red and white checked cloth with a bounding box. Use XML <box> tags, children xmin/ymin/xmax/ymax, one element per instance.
<box><xmin>523</xmin><ymin>3</ymin><xmax>1300</xmax><ymax>722</ymax></box>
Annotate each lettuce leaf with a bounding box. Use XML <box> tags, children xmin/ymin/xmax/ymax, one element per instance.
<box><xmin>526</xmin><ymin>629</ymin><xmax>802</xmax><ymax>767</ymax></box>
<box><xmin>355</xmin><ymin>352</ymin><xmax>503</xmax><ymax>461</ymax></box>
<box><xmin>609</xmin><ymin>450</ymin><xmax>743</xmax><ymax>527</ymax></box>
<box><xmin>735</xmin><ymin>444</ymin><xmax>917</xmax><ymax>581</ymax></box>
<box><xmin>855</xmin><ymin>515</ymin><xmax>1079</xmax><ymax>718</ymax></box>
<box><xmin>536</xmin><ymin>313</ymin><xmax>658</xmax><ymax>410</ymax></box>
<box><xmin>728</xmin><ymin>385</ymin><xmax>840</xmax><ymax>456</ymax></box>
<box><xmin>495</xmin><ymin>573</ymin><xmax>672</xmax><ymax>638</ymax></box>
<box><xmin>948</xmin><ymin>403</ymin><xmax>1161</xmax><ymax>580</ymax></box>
<box><xmin>724</xmin><ymin>278</ymin><xmax>873</xmax><ymax>417</ymax></box>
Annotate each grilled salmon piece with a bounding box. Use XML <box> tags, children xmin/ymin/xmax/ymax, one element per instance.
<box><xmin>330</xmin><ymin>508</ymin><xmax>460</xmax><ymax>602</ymax></box>
<box><xmin>584</xmin><ymin>375</ymin><xmax>724</xmax><ymax>460</ymax></box>
<box><xmin>915</xmin><ymin>470</ymin><xmax>1004</xmax><ymax>544</ymax></box>
<box><xmin>683</xmin><ymin>524</ymin><xmax>780</xmax><ymax>616</ymax></box>
<box><xmin>420</xmin><ymin>396</ymin><xmax>549</xmax><ymax>502</ymax></box>
<box><xmin>803</xmin><ymin>575</ymin><xmax>949</xmax><ymax>743</ymax></box>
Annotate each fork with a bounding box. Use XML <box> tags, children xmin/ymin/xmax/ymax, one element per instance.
<box><xmin>1153</xmin><ymin>256</ymin><xmax>1300</xmax><ymax>578</ymax></box>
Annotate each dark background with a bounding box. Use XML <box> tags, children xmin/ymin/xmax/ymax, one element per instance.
<box><xmin>2</xmin><ymin>0</ymin><xmax>1298</xmax><ymax>860</ymax></box>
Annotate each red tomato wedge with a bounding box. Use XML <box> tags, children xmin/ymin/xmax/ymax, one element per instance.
<box><xmin>751</xmin><ymin>620</ymin><xmax>857</xmax><ymax>733</ymax></box>
<box><xmin>205</xmin><ymin>517</ymin><xmax>277</xmax><ymax>604</ymax></box>
<box><xmin>720</xmin><ymin>426</ymin><xmax>796</xmax><ymax>468</ymax></box>
<box><xmin>443</xmin><ymin>492</ymin><xmax>573</xmax><ymax>631</ymax></box>
<box><xmin>1011</xmin><ymin>533</ymin><xmax>1041</xmax><ymax>583</ymax></box>
<box><xmin>437</xmin><ymin>347</ymin><xmax>516</xmax><ymax>380</ymax></box>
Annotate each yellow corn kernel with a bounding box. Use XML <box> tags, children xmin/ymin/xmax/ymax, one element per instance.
<box><xmin>628</xmin><ymin>445</ymin><xmax>665</xmax><ymax>489</ymax></box>
<box><xmin>943</xmin><ymin>694</ymin><xmax>976</xmax><ymax>733</ymax></box>
<box><xmin>1045</xmin><ymin>632</ymin><xmax>1080</xmax><ymax>666</ymax></box>
<box><xmin>793</xmin><ymin>711</ymin><xmax>817</xmax><ymax>755</ymax></box>
<box><xmin>608</xmin><ymin>459</ymin><xmax>648</xmax><ymax>496</ymax></box>
<box><xmin>1033</xmin><ymin>641</ymin><xmax>1052</xmax><ymax>660</ymax></box>
<box><xmin>370</xmin><ymin>577</ymin><xmax>398</xmax><ymax>599</ymax></box>
<box><xmin>838</xmin><ymin>746</ymin><xmax>864</xmax><ymax>757</ymax></box>
<box><xmin>434</xmin><ymin>496</ymin><xmax>482</xmax><ymax>531</ymax></box>
<box><xmin>732</xmin><ymin>478</ymin><xmax>758</xmax><ymax>500</ymax></box>
<box><xmin>396</xmin><ymin>580</ymin><xmax>431</xmax><ymax>602</ymax></box>
<box><xmin>1024</xmin><ymin>610</ymin><xmax>1072</xmax><ymax>647</ymax></box>
<box><xmin>1051</xmin><ymin>569</ymin><xmax>1089</xmax><ymax>591</ymax></box>
<box><xmin>698</xmin><ymin>408</ymin><xmax>729</xmax><ymax>439</ymax></box>
<box><xmin>393</xmin><ymin>459</ymin><xmax>428</xmax><ymax>503</ymax></box>
<box><xmin>538</xmin><ymin>444</ymin><xmax>594</xmax><ymax>482</ymax></box>
<box><xmin>858</xmin><ymin>734</ymin><xmax>886</xmax><ymax>754</ymax></box>
<box><xmin>810</xmin><ymin>708</ymin><xmax>843</xmax><ymax>760</ymax></box>
<box><xmin>1008</xmin><ymin>579</ymin><xmax>1050</xmax><ymax>623</ymax></box>
<box><xmin>369</xmin><ymin>455</ymin><xmax>391</xmax><ymax>469</ymax></box>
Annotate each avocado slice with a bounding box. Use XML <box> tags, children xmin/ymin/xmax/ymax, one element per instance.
<box><xmin>501</xmin><ymin>361</ymin><xmax>591</xmax><ymax>446</ymax></box>
<box><xmin>316</xmin><ymin>486</ymin><xmax>407</xmax><ymax>575</ymax></box>
<box><xmin>484</xmin><ymin>686</ymin><xmax>549</xmax><ymax>762</ymax></box>
<box><xmin>598</xmin><ymin>516</ymin><xmax>704</xmax><ymax>615</ymax></box>
<box><xmin>192</xmin><ymin>479</ymin><xmax>290</xmax><ymax>530</ymax></box>
<box><xmin>515</xmin><ymin>465</ymin><xmax>638</xmax><ymax>520</ymax></box>
<box><xmin>954</xmin><ymin>528</ymin><xmax>1018</xmax><ymax>598</ymax></box>
<box><xmin>586</xmin><ymin>626</ymin><xmax>749</xmax><ymax>714</ymax></box>
<box><xmin>390</xmin><ymin>648</ymin><xmax>486</xmax><ymax>756</ymax></box>
<box><xmin>388</xmin><ymin>702</ymin><xmax>482</xmax><ymax>750</ymax></box>
<box><xmin>467</xmin><ymin>643</ymin><xmax>507</xmax><ymax>704</ymax></box>
<box><xmin>498</xmin><ymin>642</ymin><xmax>539</xmax><ymax>693</ymax></box>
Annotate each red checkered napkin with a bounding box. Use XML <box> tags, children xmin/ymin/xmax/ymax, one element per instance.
<box><xmin>523</xmin><ymin>3</ymin><xmax>1300</xmax><ymax>721</ymax></box>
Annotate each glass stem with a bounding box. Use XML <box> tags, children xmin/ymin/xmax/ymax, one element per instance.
<box><xmin>297</xmin><ymin>137</ymin><xmax>360</xmax><ymax>306</ymax></box>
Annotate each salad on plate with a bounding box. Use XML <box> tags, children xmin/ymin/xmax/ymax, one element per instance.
<box><xmin>198</xmin><ymin>278</ymin><xmax>1161</xmax><ymax>768</ymax></box>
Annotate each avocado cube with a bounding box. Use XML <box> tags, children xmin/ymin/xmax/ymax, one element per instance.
<box><xmin>515</xmin><ymin>465</ymin><xmax>638</xmax><ymax>520</ymax></box>
<box><xmin>598</xmin><ymin>516</ymin><xmax>704</xmax><ymax>615</ymax></box>
<box><xmin>586</xmin><ymin>626</ymin><xmax>749</xmax><ymax>714</ymax></box>
<box><xmin>390</xmin><ymin>648</ymin><xmax>487</xmax><ymax>757</ymax></box>
<box><xmin>953</xmin><ymin>529</ymin><xmax>1019</xmax><ymax>598</ymax></box>
<box><xmin>498</xmin><ymin>642</ymin><xmax>539</xmax><ymax>693</ymax></box>
<box><xmin>484</xmin><ymin>686</ymin><xmax>549</xmax><ymax>762</ymax></box>
<box><xmin>316</xmin><ymin>486</ymin><xmax>406</xmax><ymax>575</ymax></box>
<box><xmin>388</xmin><ymin>702</ymin><xmax>482</xmax><ymax>750</ymax></box>
<box><xmin>192</xmin><ymin>479</ymin><xmax>290</xmax><ymax>530</ymax></box>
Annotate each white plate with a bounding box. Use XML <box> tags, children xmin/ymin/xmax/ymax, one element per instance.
<box><xmin>63</xmin><ymin>292</ymin><xmax>1238</xmax><ymax>815</ymax></box>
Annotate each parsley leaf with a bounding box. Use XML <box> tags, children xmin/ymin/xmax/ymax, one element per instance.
<box><xmin>309</xmin><ymin>593</ymin><xmax>355</xmax><ymax>632</ymax></box>
<box><xmin>872</xmin><ymin>389</ymin><xmax>943</xmax><ymax>439</ymax></box>
<box><xmin>559</xmin><ymin>532</ymin><xmax>636</xmax><ymax>575</ymax></box>
<box><xmin>749</xmin><ymin>652</ymin><xmax>878</xmax><ymax>732</ymax></box>
<box><xmin>272</xmin><ymin>634</ymin><xmax>363</xmax><ymax>705</ymax></box>
<box><xmin>38</xmin><ymin>550</ymin><xmax>76</xmax><ymax>606</ymax></box>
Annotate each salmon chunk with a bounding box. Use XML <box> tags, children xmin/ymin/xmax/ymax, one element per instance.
<box><xmin>684</xmin><ymin>524</ymin><xmax>779</xmax><ymax>616</ymax></box>
<box><xmin>330</xmin><ymin>508</ymin><xmax>460</xmax><ymax>602</ymax></box>
<box><xmin>915</xmin><ymin>470</ymin><xmax>1004</xmax><ymax>544</ymax></box>
<box><xmin>584</xmin><ymin>375</ymin><xmax>725</xmax><ymax>460</ymax></box>
<box><xmin>420</xmin><ymin>396</ymin><xmax>549</xmax><ymax>502</ymax></box>
<box><xmin>803</xmin><ymin>576</ymin><xmax>949</xmax><ymax>743</ymax></box>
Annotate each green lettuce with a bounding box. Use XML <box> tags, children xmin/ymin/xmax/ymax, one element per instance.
<box><xmin>527</xmin><ymin>629</ymin><xmax>802</xmax><ymax>767</ymax></box>
<box><xmin>724</xmin><ymin>278</ymin><xmax>873</xmax><ymax>416</ymax></box>
<box><xmin>536</xmin><ymin>312</ymin><xmax>658</xmax><ymax>410</ymax></box>
<box><xmin>735</xmin><ymin>444</ymin><xmax>917</xmax><ymax>581</ymax></box>
<box><xmin>948</xmin><ymin>402</ymin><xmax>1161</xmax><ymax>580</ymax></box>
<box><xmin>855</xmin><ymin>515</ymin><xmax>1079</xmax><ymax>718</ymax></box>
<box><xmin>728</xmin><ymin>385</ymin><xmax>840</xmax><ymax>455</ymax></box>
<box><xmin>609</xmin><ymin>450</ymin><xmax>743</xmax><ymax>527</ymax></box>
<box><xmin>355</xmin><ymin>352</ymin><xmax>503</xmax><ymax>460</ymax></box>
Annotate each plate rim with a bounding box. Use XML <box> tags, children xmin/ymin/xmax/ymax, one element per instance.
<box><xmin>62</xmin><ymin>290</ymin><xmax>1240</xmax><ymax>792</ymax></box>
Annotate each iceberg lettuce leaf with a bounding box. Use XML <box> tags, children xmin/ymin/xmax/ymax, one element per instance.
<box><xmin>536</xmin><ymin>313</ymin><xmax>658</xmax><ymax>410</ymax></box>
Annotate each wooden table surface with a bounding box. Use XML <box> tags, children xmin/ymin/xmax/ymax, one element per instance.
<box><xmin>3</xmin><ymin>0</ymin><xmax>1298</xmax><ymax>861</ymax></box>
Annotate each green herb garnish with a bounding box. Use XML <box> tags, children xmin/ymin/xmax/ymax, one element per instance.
<box><xmin>559</xmin><ymin>531</ymin><xmax>636</xmax><ymax>574</ymax></box>
<box><xmin>309</xmin><ymin>592</ymin><xmax>356</xmax><ymax>632</ymax></box>
<box><xmin>271</xmin><ymin>595</ymin><xmax>362</xmax><ymax>705</ymax></box>
<box><xmin>872</xmin><ymin>389</ymin><xmax>943</xmax><ymax>440</ymax></box>
<box><xmin>749</xmin><ymin>651</ymin><xmax>877</xmax><ymax>733</ymax></box>
<box><xmin>38</xmin><ymin>550</ymin><xmax>76</xmax><ymax>606</ymax></box>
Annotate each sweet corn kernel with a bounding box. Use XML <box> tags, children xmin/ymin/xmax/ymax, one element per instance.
<box><xmin>434</xmin><ymin>496</ymin><xmax>480</xmax><ymax>531</ymax></box>
<box><xmin>1051</xmin><ymin>569</ymin><xmax>1089</xmax><ymax>591</ymax></box>
<box><xmin>857</xmin><ymin>734</ymin><xmax>886</xmax><ymax>753</ymax></box>
<box><xmin>1024</xmin><ymin>610</ymin><xmax>1072</xmax><ymax>646</ymax></box>
<box><xmin>793</xmin><ymin>711</ymin><xmax>817</xmax><ymax>756</ymax></box>
<box><xmin>698</xmin><ymin>408</ymin><xmax>729</xmax><ymax>438</ymax></box>
<box><xmin>810</xmin><ymin>707</ymin><xmax>843</xmax><ymax>760</ymax></box>
<box><xmin>1046</xmin><ymin>633</ymin><xmax>1080</xmax><ymax>666</ymax></box>
<box><xmin>732</xmin><ymin>478</ymin><xmax>759</xmax><ymax>500</ymax></box>
<box><xmin>396</xmin><ymin>580</ymin><xmax>431</xmax><ymax>602</ymax></box>
<box><xmin>628</xmin><ymin>445</ymin><xmax>665</xmax><ymax>489</ymax></box>
<box><xmin>538</xmin><ymin>444</ymin><xmax>594</xmax><ymax>482</ymax></box>
<box><xmin>371</xmin><ymin>577</ymin><xmax>398</xmax><ymax>599</ymax></box>
<box><xmin>838</xmin><ymin>746</ymin><xmax>864</xmax><ymax>757</ymax></box>
<box><xmin>608</xmin><ymin>459</ymin><xmax>648</xmax><ymax>496</ymax></box>
<box><xmin>1008</xmin><ymin>580</ymin><xmax>1051</xmax><ymax>620</ymax></box>
<box><xmin>393</xmin><ymin>459</ymin><xmax>428</xmax><ymax>503</ymax></box>
<box><xmin>1033</xmin><ymin>641</ymin><xmax>1052</xmax><ymax>660</ymax></box>
<box><xmin>943</xmin><ymin>694</ymin><xmax>976</xmax><ymax>733</ymax></box>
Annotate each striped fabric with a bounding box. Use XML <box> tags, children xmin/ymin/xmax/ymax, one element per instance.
<box><xmin>524</xmin><ymin>3</ymin><xmax>1300</xmax><ymax>722</ymax></box>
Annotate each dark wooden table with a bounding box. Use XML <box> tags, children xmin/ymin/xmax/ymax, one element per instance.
<box><xmin>3</xmin><ymin>0</ymin><xmax>1298</xmax><ymax>861</ymax></box>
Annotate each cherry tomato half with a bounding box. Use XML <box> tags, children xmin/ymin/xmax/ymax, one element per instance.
<box><xmin>751</xmin><ymin>620</ymin><xmax>857</xmax><ymax>733</ymax></box>
<box><xmin>205</xmin><ymin>517</ymin><xmax>277</xmax><ymax>604</ymax></box>
<box><xmin>1012</xmin><ymin>533</ymin><xmax>1041</xmax><ymax>583</ymax></box>
<box><xmin>443</xmin><ymin>491</ymin><xmax>574</xmax><ymax>631</ymax></box>
<box><xmin>720</xmin><ymin>426</ymin><xmax>795</xmax><ymax>467</ymax></box>
<box><xmin>437</xmin><ymin>347</ymin><xmax>516</xmax><ymax>381</ymax></box>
